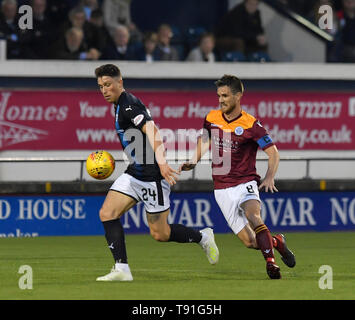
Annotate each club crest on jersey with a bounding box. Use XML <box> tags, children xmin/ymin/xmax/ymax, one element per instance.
<box><xmin>132</xmin><ymin>114</ymin><xmax>144</xmax><ymax>126</ymax></box>
<box><xmin>234</xmin><ymin>126</ymin><xmax>244</xmax><ymax>136</ymax></box>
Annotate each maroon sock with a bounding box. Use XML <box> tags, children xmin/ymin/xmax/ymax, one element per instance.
<box><xmin>272</xmin><ymin>236</ymin><xmax>278</xmax><ymax>248</ymax></box>
<box><xmin>254</xmin><ymin>224</ymin><xmax>275</xmax><ymax>264</ymax></box>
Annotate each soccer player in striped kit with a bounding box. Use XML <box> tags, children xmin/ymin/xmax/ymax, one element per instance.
<box><xmin>180</xmin><ymin>75</ymin><xmax>295</xmax><ymax>279</ymax></box>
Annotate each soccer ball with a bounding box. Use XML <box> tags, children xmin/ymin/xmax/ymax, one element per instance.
<box><xmin>86</xmin><ymin>150</ymin><xmax>115</xmax><ymax>180</ymax></box>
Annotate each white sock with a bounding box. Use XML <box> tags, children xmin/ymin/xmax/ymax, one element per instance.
<box><xmin>115</xmin><ymin>262</ymin><xmax>130</xmax><ymax>273</ymax></box>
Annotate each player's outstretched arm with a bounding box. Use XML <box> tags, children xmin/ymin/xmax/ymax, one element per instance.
<box><xmin>142</xmin><ymin>121</ymin><xmax>180</xmax><ymax>185</ymax></box>
<box><xmin>179</xmin><ymin>136</ymin><xmax>210</xmax><ymax>172</ymax></box>
<box><xmin>259</xmin><ymin>145</ymin><xmax>280</xmax><ymax>193</ymax></box>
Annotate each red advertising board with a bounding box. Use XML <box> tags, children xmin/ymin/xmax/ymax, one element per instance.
<box><xmin>0</xmin><ymin>90</ymin><xmax>354</xmax><ymax>150</ymax></box>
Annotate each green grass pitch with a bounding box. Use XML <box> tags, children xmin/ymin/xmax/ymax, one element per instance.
<box><xmin>1</xmin><ymin>232</ymin><xmax>354</xmax><ymax>300</ymax></box>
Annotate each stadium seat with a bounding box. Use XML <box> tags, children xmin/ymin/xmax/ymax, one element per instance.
<box><xmin>247</xmin><ymin>52</ymin><xmax>272</xmax><ymax>62</ymax></box>
<box><xmin>173</xmin><ymin>44</ymin><xmax>187</xmax><ymax>61</ymax></box>
<box><xmin>169</xmin><ymin>25</ymin><xmax>185</xmax><ymax>46</ymax></box>
<box><xmin>185</xmin><ymin>26</ymin><xmax>206</xmax><ymax>48</ymax></box>
<box><xmin>220</xmin><ymin>51</ymin><xmax>246</xmax><ymax>62</ymax></box>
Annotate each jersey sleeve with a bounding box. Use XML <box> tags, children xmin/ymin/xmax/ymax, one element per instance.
<box><xmin>198</xmin><ymin>116</ymin><xmax>211</xmax><ymax>142</ymax></box>
<box><xmin>123</xmin><ymin>103</ymin><xmax>152</xmax><ymax>130</ymax></box>
<box><xmin>251</xmin><ymin>119</ymin><xmax>274</xmax><ymax>150</ymax></box>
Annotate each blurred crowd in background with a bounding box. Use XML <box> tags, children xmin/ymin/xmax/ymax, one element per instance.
<box><xmin>0</xmin><ymin>0</ymin><xmax>354</xmax><ymax>62</ymax></box>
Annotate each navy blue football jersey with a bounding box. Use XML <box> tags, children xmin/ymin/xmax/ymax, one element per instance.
<box><xmin>114</xmin><ymin>91</ymin><xmax>163</xmax><ymax>181</ymax></box>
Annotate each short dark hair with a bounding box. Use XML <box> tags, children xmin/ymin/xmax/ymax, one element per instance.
<box><xmin>215</xmin><ymin>74</ymin><xmax>244</xmax><ymax>95</ymax></box>
<box><xmin>95</xmin><ymin>64</ymin><xmax>121</xmax><ymax>79</ymax></box>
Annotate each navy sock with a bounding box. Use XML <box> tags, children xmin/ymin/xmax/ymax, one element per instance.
<box><xmin>102</xmin><ymin>219</ymin><xmax>127</xmax><ymax>264</ymax></box>
<box><xmin>168</xmin><ymin>224</ymin><xmax>202</xmax><ymax>243</ymax></box>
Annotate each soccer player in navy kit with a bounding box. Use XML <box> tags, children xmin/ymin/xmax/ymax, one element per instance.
<box><xmin>180</xmin><ymin>75</ymin><xmax>295</xmax><ymax>279</ymax></box>
<box><xmin>95</xmin><ymin>64</ymin><xmax>219</xmax><ymax>281</ymax></box>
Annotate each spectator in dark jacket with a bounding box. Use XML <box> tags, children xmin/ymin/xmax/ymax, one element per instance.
<box><xmin>50</xmin><ymin>27</ymin><xmax>100</xmax><ymax>60</ymax></box>
<box><xmin>46</xmin><ymin>0</ymin><xmax>72</xmax><ymax>26</ymax></box>
<box><xmin>338</xmin><ymin>0</ymin><xmax>355</xmax><ymax>62</ymax></box>
<box><xmin>0</xmin><ymin>0</ymin><xmax>28</xmax><ymax>59</ymax></box>
<box><xmin>156</xmin><ymin>24</ymin><xmax>179</xmax><ymax>61</ymax></box>
<box><xmin>215</xmin><ymin>0</ymin><xmax>268</xmax><ymax>56</ymax></box>
<box><xmin>89</xmin><ymin>8</ymin><xmax>115</xmax><ymax>53</ymax></box>
<box><xmin>59</xmin><ymin>6</ymin><xmax>105</xmax><ymax>56</ymax></box>
<box><xmin>100</xmin><ymin>24</ymin><xmax>137</xmax><ymax>60</ymax></box>
<box><xmin>135</xmin><ymin>31</ymin><xmax>160</xmax><ymax>62</ymax></box>
<box><xmin>24</xmin><ymin>0</ymin><xmax>55</xmax><ymax>59</ymax></box>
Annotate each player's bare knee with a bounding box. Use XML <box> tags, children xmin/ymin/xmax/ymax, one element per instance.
<box><xmin>99</xmin><ymin>207</ymin><xmax>115</xmax><ymax>221</ymax></box>
<box><xmin>242</xmin><ymin>201</ymin><xmax>262</xmax><ymax>226</ymax></box>
<box><xmin>245</xmin><ymin>212</ymin><xmax>263</xmax><ymax>229</ymax></box>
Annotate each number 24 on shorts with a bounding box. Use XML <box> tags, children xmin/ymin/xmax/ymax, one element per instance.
<box><xmin>141</xmin><ymin>188</ymin><xmax>157</xmax><ymax>201</ymax></box>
